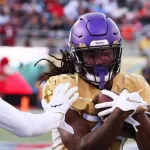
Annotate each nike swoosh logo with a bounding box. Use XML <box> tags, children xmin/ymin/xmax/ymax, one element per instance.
<box><xmin>126</xmin><ymin>98</ymin><xmax>141</xmax><ymax>103</ymax></box>
<box><xmin>51</xmin><ymin>103</ymin><xmax>63</xmax><ymax>107</ymax></box>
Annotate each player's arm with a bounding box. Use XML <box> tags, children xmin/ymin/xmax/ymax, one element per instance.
<box><xmin>0</xmin><ymin>99</ymin><xmax>62</xmax><ymax>137</ymax></box>
<box><xmin>92</xmin><ymin>90</ymin><xmax>148</xmax><ymax>150</ymax></box>
<box><xmin>59</xmin><ymin>108</ymin><xmax>131</xmax><ymax>150</ymax></box>
<box><xmin>131</xmin><ymin>76</ymin><xmax>150</xmax><ymax>150</ymax></box>
<box><xmin>133</xmin><ymin>109</ymin><xmax>150</xmax><ymax>150</ymax></box>
<box><xmin>0</xmin><ymin>83</ymin><xmax>78</xmax><ymax>137</ymax></box>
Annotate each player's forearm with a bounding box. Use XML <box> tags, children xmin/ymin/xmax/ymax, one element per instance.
<box><xmin>18</xmin><ymin>111</ymin><xmax>62</xmax><ymax>137</ymax></box>
<box><xmin>134</xmin><ymin>112</ymin><xmax>150</xmax><ymax>150</ymax></box>
<box><xmin>0</xmin><ymin>98</ymin><xmax>61</xmax><ymax>137</ymax></box>
<box><xmin>79</xmin><ymin>108</ymin><xmax>129</xmax><ymax>150</ymax></box>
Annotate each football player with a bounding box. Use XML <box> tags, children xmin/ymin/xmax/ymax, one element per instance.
<box><xmin>0</xmin><ymin>83</ymin><xmax>78</xmax><ymax>136</ymax></box>
<box><xmin>42</xmin><ymin>13</ymin><xmax>150</xmax><ymax>150</ymax></box>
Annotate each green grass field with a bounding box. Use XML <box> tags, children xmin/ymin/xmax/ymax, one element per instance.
<box><xmin>0</xmin><ymin>128</ymin><xmax>51</xmax><ymax>143</ymax></box>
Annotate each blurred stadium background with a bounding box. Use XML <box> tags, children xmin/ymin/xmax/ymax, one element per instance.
<box><xmin>0</xmin><ymin>0</ymin><xmax>150</xmax><ymax>149</ymax></box>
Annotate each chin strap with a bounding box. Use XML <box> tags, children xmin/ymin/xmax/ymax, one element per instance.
<box><xmin>94</xmin><ymin>67</ymin><xmax>108</xmax><ymax>89</ymax></box>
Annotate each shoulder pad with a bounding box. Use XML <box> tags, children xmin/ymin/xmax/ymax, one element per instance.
<box><xmin>42</xmin><ymin>74</ymin><xmax>78</xmax><ymax>103</ymax></box>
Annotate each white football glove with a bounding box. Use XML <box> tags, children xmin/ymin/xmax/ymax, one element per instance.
<box><xmin>42</xmin><ymin>83</ymin><xmax>79</xmax><ymax>134</ymax></box>
<box><xmin>95</xmin><ymin>90</ymin><xmax>148</xmax><ymax>132</ymax></box>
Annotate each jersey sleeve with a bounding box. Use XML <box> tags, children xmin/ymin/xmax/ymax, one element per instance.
<box><xmin>137</xmin><ymin>76</ymin><xmax>150</xmax><ymax>104</ymax></box>
<box><xmin>136</xmin><ymin>75</ymin><xmax>150</xmax><ymax>104</ymax></box>
<box><xmin>113</xmin><ymin>72</ymin><xmax>150</xmax><ymax>104</ymax></box>
<box><xmin>42</xmin><ymin>74</ymin><xmax>78</xmax><ymax>103</ymax></box>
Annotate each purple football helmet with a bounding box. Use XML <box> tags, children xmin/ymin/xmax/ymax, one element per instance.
<box><xmin>69</xmin><ymin>13</ymin><xmax>123</xmax><ymax>89</ymax></box>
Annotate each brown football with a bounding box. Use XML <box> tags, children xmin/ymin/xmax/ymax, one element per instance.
<box><xmin>96</xmin><ymin>92</ymin><xmax>113</xmax><ymax>103</ymax></box>
<box><xmin>95</xmin><ymin>92</ymin><xmax>135</xmax><ymax>138</ymax></box>
<box><xmin>95</xmin><ymin>92</ymin><xmax>114</xmax><ymax>115</ymax></box>
<box><xmin>97</xmin><ymin>92</ymin><xmax>113</xmax><ymax>103</ymax></box>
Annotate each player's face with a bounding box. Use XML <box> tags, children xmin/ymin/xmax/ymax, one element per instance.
<box><xmin>83</xmin><ymin>49</ymin><xmax>114</xmax><ymax>65</ymax></box>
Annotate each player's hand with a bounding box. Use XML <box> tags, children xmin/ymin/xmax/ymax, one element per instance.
<box><xmin>42</xmin><ymin>83</ymin><xmax>79</xmax><ymax>134</ymax></box>
<box><xmin>48</xmin><ymin>82</ymin><xmax>78</xmax><ymax>113</ymax></box>
<box><xmin>95</xmin><ymin>90</ymin><xmax>148</xmax><ymax>117</ymax></box>
<box><xmin>95</xmin><ymin>90</ymin><xmax>148</xmax><ymax>132</ymax></box>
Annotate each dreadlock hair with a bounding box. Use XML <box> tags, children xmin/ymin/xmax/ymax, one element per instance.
<box><xmin>34</xmin><ymin>50</ymin><xmax>76</xmax><ymax>84</ymax></box>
